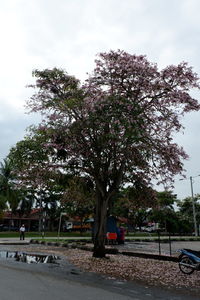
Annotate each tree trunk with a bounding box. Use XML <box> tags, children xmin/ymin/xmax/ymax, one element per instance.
<box><xmin>80</xmin><ymin>218</ymin><xmax>83</xmax><ymax>236</ymax></box>
<box><xmin>93</xmin><ymin>193</ymin><xmax>108</xmax><ymax>258</ymax></box>
<box><xmin>38</xmin><ymin>214</ymin><xmax>42</xmax><ymax>232</ymax></box>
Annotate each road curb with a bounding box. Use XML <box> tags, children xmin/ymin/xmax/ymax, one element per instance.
<box><xmin>0</xmin><ymin>242</ymin><xmax>29</xmax><ymax>245</ymax></box>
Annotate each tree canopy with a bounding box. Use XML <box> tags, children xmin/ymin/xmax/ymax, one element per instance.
<box><xmin>25</xmin><ymin>50</ymin><xmax>200</xmax><ymax>256</ymax></box>
<box><xmin>0</xmin><ymin>158</ymin><xmax>20</xmax><ymax>212</ymax></box>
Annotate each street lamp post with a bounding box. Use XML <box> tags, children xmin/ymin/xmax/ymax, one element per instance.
<box><xmin>190</xmin><ymin>176</ymin><xmax>198</xmax><ymax>237</ymax></box>
<box><xmin>57</xmin><ymin>212</ymin><xmax>67</xmax><ymax>240</ymax></box>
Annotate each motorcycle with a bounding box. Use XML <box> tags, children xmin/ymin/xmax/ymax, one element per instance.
<box><xmin>178</xmin><ymin>248</ymin><xmax>200</xmax><ymax>274</ymax></box>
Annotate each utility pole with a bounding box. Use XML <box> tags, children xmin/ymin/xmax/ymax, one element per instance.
<box><xmin>190</xmin><ymin>176</ymin><xmax>198</xmax><ymax>236</ymax></box>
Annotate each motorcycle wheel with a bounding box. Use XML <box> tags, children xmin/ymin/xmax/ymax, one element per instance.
<box><xmin>179</xmin><ymin>255</ymin><xmax>195</xmax><ymax>275</ymax></box>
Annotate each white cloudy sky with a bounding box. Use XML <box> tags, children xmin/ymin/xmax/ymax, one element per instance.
<box><xmin>0</xmin><ymin>0</ymin><xmax>200</xmax><ymax>199</ymax></box>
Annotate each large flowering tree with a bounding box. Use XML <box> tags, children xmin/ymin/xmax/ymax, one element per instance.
<box><xmin>27</xmin><ymin>50</ymin><xmax>200</xmax><ymax>257</ymax></box>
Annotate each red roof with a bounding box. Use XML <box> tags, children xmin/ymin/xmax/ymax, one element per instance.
<box><xmin>3</xmin><ymin>209</ymin><xmax>42</xmax><ymax>220</ymax></box>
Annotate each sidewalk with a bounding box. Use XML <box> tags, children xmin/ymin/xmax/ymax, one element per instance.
<box><xmin>0</xmin><ymin>237</ymin><xmax>30</xmax><ymax>245</ymax></box>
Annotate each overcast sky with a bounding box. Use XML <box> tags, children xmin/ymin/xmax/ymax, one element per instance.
<box><xmin>0</xmin><ymin>0</ymin><xmax>200</xmax><ymax>199</ymax></box>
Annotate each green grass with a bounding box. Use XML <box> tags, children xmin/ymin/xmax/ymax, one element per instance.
<box><xmin>0</xmin><ymin>231</ymin><xmax>92</xmax><ymax>238</ymax></box>
<box><xmin>126</xmin><ymin>232</ymin><xmax>157</xmax><ymax>237</ymax></box>
<box><xmin>0</xmin><ymin>231</ymin><xmax>155</xmax><ymax>239</ymax></box>
<box><xmin>0</xmin><ymin>232</ymin><xmax>42</xmax><ymax>238</ymax></box>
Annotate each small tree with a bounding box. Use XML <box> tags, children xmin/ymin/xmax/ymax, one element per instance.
<box><xmin>149</xmin><ymin>191</ymin><xmax>178</xmax><ymax>231</ymax></box>
<box><xmin>27</xmin><ymin>50</ymin><xmax>200</xmax><ymax>257</ymax></box>
<box><xmin>0</xmin><ymin>158</ymin><xmax>19</xmax><ymax>212</ymax></box>
<box><xmin>62</xmin><ymin>176</ymin><xmax>94</xmax><ymax>233</ymax></box>
<box><xmin>177</xmin><ymin>196</ymin><xmax>200</xmax><ymax>232</ymax></box>
<box><xmin>111</xmin><ymin>185</ymin><xmax>156</xmax><ymax>230</ymax></box>
<box><xmin>8</xmin><ymin>128</ymin><xmax>64</xmax><ymax>231</ymax></box>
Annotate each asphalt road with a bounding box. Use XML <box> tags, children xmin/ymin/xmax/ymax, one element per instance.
<box><xmin>117</xmin><ymin>240</ymin><xmax>200</xmax><ymax>256</ymax></box>
<box><xmin>0</xmin><ymin>262</ymin><xmax>130</xmax><ymax>300</ymax></box>
<box><xmin>0</xmin><ymin>244</ymin><xmax>199</xmax><ymax>300</ymax></box>
<box><xmin>0</xmin><ymin>258</ymin><xmax>195</xmax><ymax>300</ymax></box>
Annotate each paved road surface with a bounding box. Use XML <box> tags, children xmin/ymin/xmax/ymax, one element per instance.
<box><xmin>117</xmin><ymin>240</ymin><xmax>200</xmax><ymax>256</ymax></box>
<box><xmin>0</xmin><ymin>257</ymin><xmax>198</xmax><ymax>300</ymax></box>
<box><xmin>0</xmin><ymin>262</ymin><xmax>131</xmax><ymax>300</ymax></box>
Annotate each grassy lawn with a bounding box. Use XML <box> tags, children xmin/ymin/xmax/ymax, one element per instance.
<box><xmin>0</xmin><ymin>231</ymin><xmax>92</xmax><ymax>238</ymax></box>
<box><xmin>0</xmin><ymin>231</ymin><xmax>156</xmax><ymax>238</ymax></box>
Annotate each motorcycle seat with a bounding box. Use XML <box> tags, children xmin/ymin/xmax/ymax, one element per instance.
<box><xmin>184</xmin><ymin>249</ymin><xmax>200</xmax><ymax>258</ymax></box>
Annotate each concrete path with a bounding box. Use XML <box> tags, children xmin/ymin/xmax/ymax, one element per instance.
<box><xmin>0</xmin><ymin>238</ymin><xmax>30</xmax><ymax>245</ymax></box>
<box><xmin>0</xmin><ymin>236</ymin><xmax>91</xmax><ymax>244</ymax></box>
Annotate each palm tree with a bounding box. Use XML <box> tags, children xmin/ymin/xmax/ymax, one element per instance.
<box><xmin>0</xmin><ymin>158</ymin><xmax>19</xmax><ymax>211</ymax></box>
